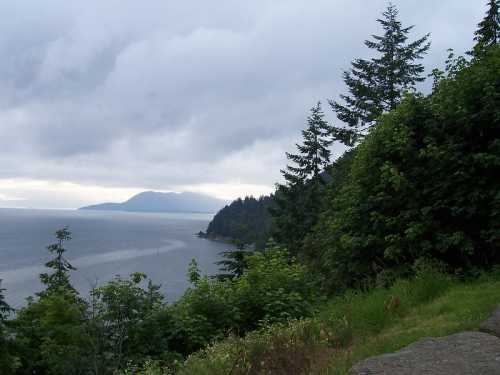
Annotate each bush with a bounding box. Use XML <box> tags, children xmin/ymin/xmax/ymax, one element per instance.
<box><xmin>169</xmin><ymin>247</ymin><xmax>317</xmax><ymax>357</ymax></box>
<box><xmin>169</xmin><ymin>276</ymin><xmax>238</xmax><ymax>354</ymax></box>
<box><xmin>231</xmin><ymin>247</ymin><xmax>316</xmax><ymax>330</ymax></box>
<box><xmin>12</xmin><ymin>290</ymin><xmax>90</xmax><ymax>375</ymax></box>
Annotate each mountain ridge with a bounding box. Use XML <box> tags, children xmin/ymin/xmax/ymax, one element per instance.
<box><xmin>79</xmin><ymin>191</ymin><xmax>228</xmax><ymax>213</ymax></box>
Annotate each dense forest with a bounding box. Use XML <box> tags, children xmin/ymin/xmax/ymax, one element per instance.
<box><xmin>201</xmin><ymin>196</ymin><xmax>274</xmax><ymax>249</ymax></box>
<box><xmin>0</xmin><ymin>2</ymin><xmax>499</xmax><ymax>374</ymax></box>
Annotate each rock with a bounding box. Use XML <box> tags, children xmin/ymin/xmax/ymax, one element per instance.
<box><xmin>480</xmin><ymin>305</ymin><xmax>500</xmax><ymax>338</ymax></box>
<box><xmin>350</xmin><ymin>331</ymin><xmax>500</xmax><ymax>375</ymax></box>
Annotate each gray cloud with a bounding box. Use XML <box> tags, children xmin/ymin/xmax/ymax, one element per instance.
<box><xmin>0</xmin><ymin>0</ymin><xmax>485</xmax><ymax>205</ymax></box>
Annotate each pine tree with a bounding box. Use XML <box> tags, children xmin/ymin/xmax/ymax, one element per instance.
<box><xmin>0</xmin><ymin>280</ymin><xmax>14</xmax><ymax>375</ymax></box>
<box><xmin>39</xmin><ymin>227</ymin><xmax>78</xmax><ymax>295</ymax></box>
<box><xmin>282</xmin><ymin>102</ymin><xmax>333</xmax><ymax>184</ymax></box>
<box><xmin>0</xmin><ymin>281</ymin><xmax>12</xmax><ymax>322</ymax></box>
<box><xmin>330</xmin><ymin>4</ymin><xmax>430</xmax><ymax>145</ymax></box>
<box><xmin>472</xmin><ymin>0</ymin><xmax>499</xmax><ymax>56</ymax></box>
<box><xmin>215</xmin><ymin>241</ymin><xmax>250</xmax><ymax>281</ymax></box>
<box><xmin>187</xmin><ymin>258</ymin><xmax>201</xmax><ymax>285</ymax></box>
<box><xmin>271</xmin><ymin>102</ymin><xmax>333</xmax><ymax>255</ymax></box>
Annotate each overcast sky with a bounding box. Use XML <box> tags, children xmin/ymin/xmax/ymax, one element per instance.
<box><xmin>0</xmin><ymin>0</ymin><xmax>485</xmax><ymax>209</ymax></box>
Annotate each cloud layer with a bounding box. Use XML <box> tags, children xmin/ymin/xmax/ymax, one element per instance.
<box><xmin>0</xmin><ymin>0</ymin><xmax>485</xmax><ymax>207</ymax></box>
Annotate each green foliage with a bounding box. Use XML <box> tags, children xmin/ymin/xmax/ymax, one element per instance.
<box><xmin>282</xmin><ymin>102</ymin><xmax>334</xmax><ymax>183</ymax></box>
<box><xmin>177</xmin><ymin>270</ymin><xmax>500</xmax><ymax>375</ymax></box>
<box><xmin>170</xmin><ymin>247</ymin><xmax>316</xmax><ymax>356</ymax></box>
<box><xmin>271</xmin><ymin>102</ymin><xmax>334</xmax><ymax>255</ymax></box>
<box><xmin>231</xmin><ymin>247</ymin><xmax>316</xmax><ymax>330</ymax></box>
<box><xmin>472</xmin><ymin>0</ymin><xmax>499</xmax><ymax>56</ymax></box>
<box><xmin>10</xmin><ymin>228</ymin><xmax>90</xmax><ymax>374</ymax></box>
<box><xmin>0</xmin><ymin>281</ymin><xmax>17</xmax><ymax>374</ymax></box>
<box><xmin>187</xmin><ymin>259</ymin><xmax>201</xmax><ymax>285</ymax></box>
<box><xmin>204</xmin><ymin>196</ymin><xmax>274</xmax><ymax>249</ymax></box>
<box><xmin>39</xmin><ymin>227</ymin><xmax>78</xmax><ymax>297</ymax></box>
<box><xmin>215</xmin><ymin>244</ymin><xmax>251</xmax><ymax>281</ymax></box>
<box><xmin>0</xmin><ymin>280</ymin><xmax>12</xmax><ymax>322</ymax></box>
<box><xmin>89</xmin><ymin>272</ymin><xmax>165</xmax><ymax>371</ymax></box>
<box><xmin>7</xmin><ymin>237</ymin><xmax>315</xmax><ymax>374</ymax></box>
<box><xmin>170</xmin><ymin>276</ymin><xmax>237</xmax><ymax>355</ymax></box>
<box><xmin>300</xmin><ymin>150</ymin><xmax>356</xmax><ymax>263</ymax></box>
<box><xmin>308</xmin><ymin>47</ymin><xmax>500</xmax><ymax>290</ymax></box>
<box><xmin>330</xmin><ymin>4</ymin><xmax>430</xmax><ymax>144</ymax></box>
<box><xmin>11</xmin><ymin>267</ymin><xmax>170</xmax><ymax>375</ymax></box>
<box><xmin>12</xmin><ymin>291</ymin><xmax>90</xmax><ymax>375</ymax></box>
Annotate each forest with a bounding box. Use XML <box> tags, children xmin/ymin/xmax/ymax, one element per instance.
<box><xmin>0</xmin><ymin>2</ymin><xmax>499</xmax><ymax>374</ymax></box>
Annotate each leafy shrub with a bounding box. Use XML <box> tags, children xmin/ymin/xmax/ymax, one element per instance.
<box><xmin>12</xmin><ymin>290</ymin><xmax>90</xmax><ymax>375</ymax></box>
<box><xmin>170</xmin><ymin>247</ymin><xmax>316</xmax><ymax>355</ymax></box>
<box><xmin>169</xmin><ymin>276</ymin><xmax>238</xmax><ymax>354</ymax></box>
<box><xmin>231</xmin><ymin>247</ymin><xmax>316</xmax><ymax>330</ymax></box>
<box><xmin>89</xmin><ymin>272</ymin><xmax>168</xmax><ymax>371</ymax></box>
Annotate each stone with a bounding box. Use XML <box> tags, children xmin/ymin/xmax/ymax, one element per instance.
<box><xmin>480</xmin><ymin>305</ymin><xmax>500</xmax><ymax>338</ymax></box>
<box><xmin>350</xmin><ymin>331</ymin><xmax>500</xmax><ymax>375</ymax></box>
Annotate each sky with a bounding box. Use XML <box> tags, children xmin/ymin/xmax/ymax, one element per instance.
<box><xmin>0</xmin><ymin>0</ymin><xmax>486</xmax><ymax>209</ymax></box>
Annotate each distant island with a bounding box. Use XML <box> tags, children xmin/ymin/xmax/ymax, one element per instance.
<box><xmin>79</xmin><ymin>191</ymin><xmax>228</xmax><ymax>213</ymax></box>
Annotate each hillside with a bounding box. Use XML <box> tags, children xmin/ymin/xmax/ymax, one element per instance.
<box><xmin>202</xmin><ymin>196</ymin><xmax>274</xmax><ymax>248</ymax></box>
<box><xmin>79</xmin><ymin>191</ymin><xmax>228</xmax><ymax>213</ymax></box>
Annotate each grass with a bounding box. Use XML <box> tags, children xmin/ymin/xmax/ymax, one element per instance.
<box><xmin>326</xmin><ymin>275</ymin><xmax>500</xmax><ymax>374</ymax></box>
<box><xmin>137</xmin><ymin>270</ymin><xmax>500</xmax><ymax>375</ymax></box>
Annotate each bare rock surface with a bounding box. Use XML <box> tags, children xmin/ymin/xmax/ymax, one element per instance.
<box><xmin>480</xmin><ymin>305</ymin><xmax>500</xmax><ymax>338</ymax></box>
<box><xmin>350</xmin><ymin>331</ymin><xmax>500</xmax><ymax>375</ymax></box>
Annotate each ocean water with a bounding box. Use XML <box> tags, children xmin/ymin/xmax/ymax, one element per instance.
<box><xmin>0</xmin><ymin>208</ymin><xmax>232</xmax><ymax>308</ymax></box>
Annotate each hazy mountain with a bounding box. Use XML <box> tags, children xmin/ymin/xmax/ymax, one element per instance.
<box><xmin>79</xmin><ymin>191</ymin><xmax>228</xmax><ymax>213</ymax></box>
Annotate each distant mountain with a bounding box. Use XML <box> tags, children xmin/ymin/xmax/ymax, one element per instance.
<box><xmin>79</xmin><ymin>191</ymin><xmax>228</xmax><ymax>213</ymax></box>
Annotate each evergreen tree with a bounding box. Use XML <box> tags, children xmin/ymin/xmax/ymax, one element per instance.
<box><xmin>0</xmin><ymin>281</ymin><xmax>11</xmax><ymax>322</ymax></box>
<box><xmin>282</xmin><ymin>102</ymin><xmax>333</xmax><ymax>184</ymax></box>
<box><xmin>0</xmin><ymin>281</ymin><xmax>15</xmax><ymax>373</ymax></box>
<box><xmin>330</xmin><ymin>4</ymin><xmax>430</xmax><ymax>145</ymax></box>
<box><xmin>39</xmin><ymin>227</ymin><xmax>77</xmax><ymax>296</ymax></box>
<box><xmin>215</xmin><ymin>241</ymin><xmax>251</xmax><ymax>281</ymax></box>
<box><xmin>472</xmin><ymin>0</ymin><xmax>499</xmax><ymax>56</ymax></box>
<box><xmin>271</xmin><ymin>102</ymin><xmax>333</xmax><ymax>255</ymax></box>
<box><xmin>187</xmin><ymin>259</ymin><xmax>201</xmax><ymax>285</ymax></box>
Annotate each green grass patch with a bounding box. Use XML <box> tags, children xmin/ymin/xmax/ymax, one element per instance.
<box><xmin>327</xmin><ymin>276</ymin><xmax>500</xmax><ymax>374</ymax></box>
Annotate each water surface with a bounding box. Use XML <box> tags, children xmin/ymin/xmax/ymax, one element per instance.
<box><xmin>0</xmin><ymin>208</ymin><xmax>231</xmax><ymax>307</ymax></box>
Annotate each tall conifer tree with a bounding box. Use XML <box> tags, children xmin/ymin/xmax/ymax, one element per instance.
<box><xmin>0</xmin><ymin>281</ymin><xmax>12</xmax><ymax>324</ymax></box>
<box><xmin>330</xmin><ymin>4</ymin><xmax>430</xmax><ymax>145</ymax></box>
<box><xmin>271</xmin><ymin>102</ymin><xmax>333</xmax><ymax>255</ymax></box>
<box><xmin>39</xmin><ymin>227</ymin><xmax>78</xmax><ymax>296</ymax></box>
<box><xmin>473</xmin><ymin>0</ymin><xmax>500</xmax><ymax>56</ymax></box>
<box><xmin>282</xmin><ymin>103</ymin><xmax>334</xmax><ymax>184</ymax></box>
<box><xmin>0</xmin><ymin>280</ymin><xmax>14</xmax><ymax>371</ymax></box>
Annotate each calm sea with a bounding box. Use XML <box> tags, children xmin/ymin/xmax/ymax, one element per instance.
<box><xmin>0</xmin><ymin>208</ymin><xmax>231</xmax><ymax>308</ymax></box>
